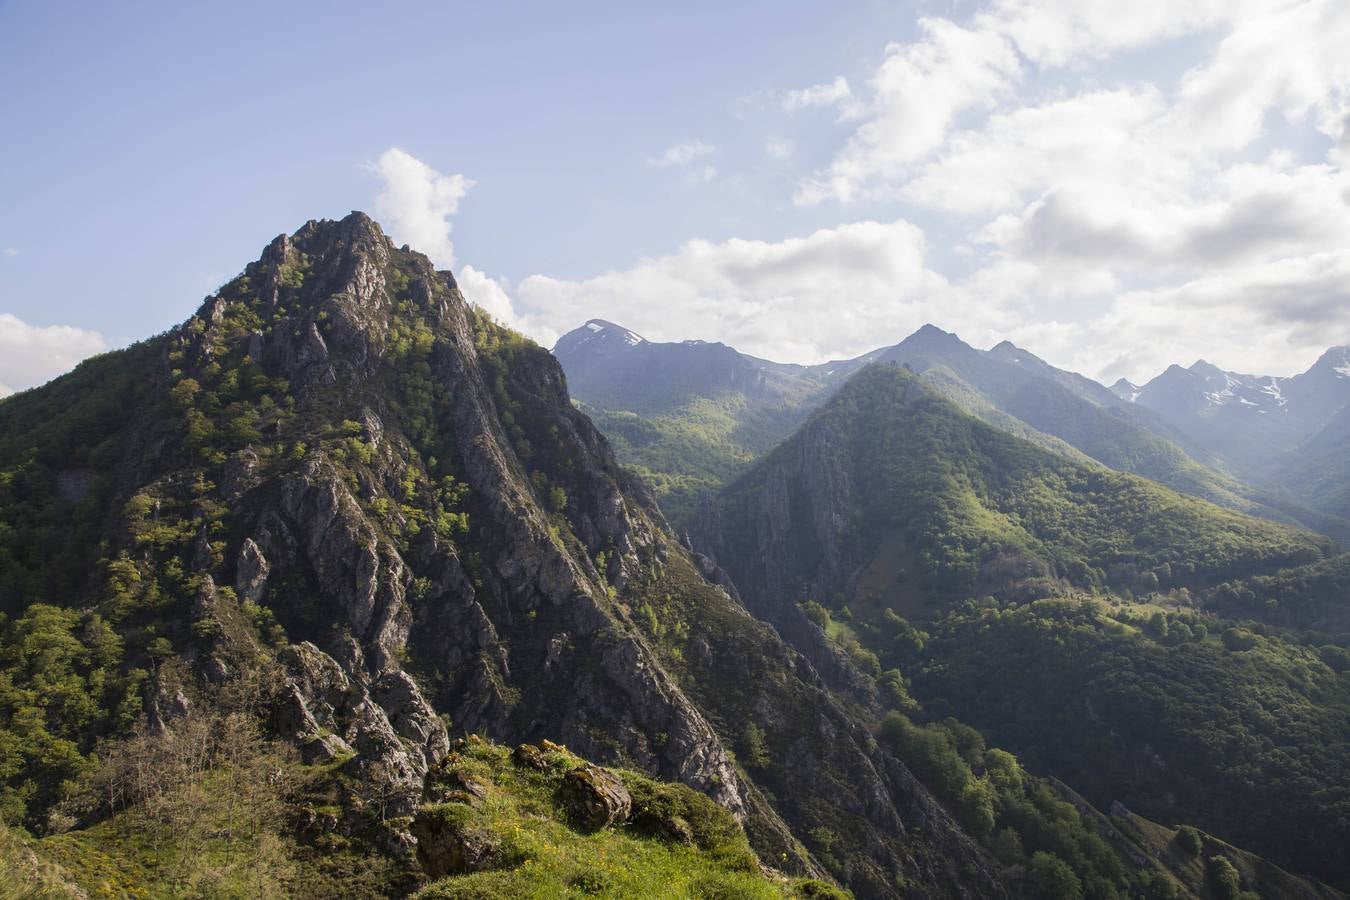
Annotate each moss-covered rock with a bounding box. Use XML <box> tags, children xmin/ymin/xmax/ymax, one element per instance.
<box><xmin>559</xmin><ymin>764</ymin><xmax>632</xmax><ymax>831</ymax></box>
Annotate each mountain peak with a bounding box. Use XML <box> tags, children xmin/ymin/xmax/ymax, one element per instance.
<box><xmin>1189</xmin><ymin>359</ymin><xmax>1224</xmax><ymax>376</ymax></box>
<box><xmin>897</xmin><ymin>323</ymin><xmax>967</xmax><ymax>351</ymax></box>
<box><xmin>552</xmin><ymin>319</ymin><xmax>647</xmax><ymax>360</ymax></box>
<box><xmin>584</xmin><ymin>318</ymin><xmax>645</xmax><ymax>342</ymax></box>
<box><xmin>913</xmin><ymin>322</ymin><xmax>952</xmax><ymax>339</ymax></box>
<box><xmin>1308</xmin><ymin>344</ymin><xmax>1350</xmax><ymax>378</ymax></box>
<box><xmin>986</xmin><ymin>339</ymin><xmax>1047</xmax><ymax>368</ymax></box>
<box><xmin>1109</xmin><ymin>377</ymin><xmax>1141</xmax><ymax>402</ymax></box>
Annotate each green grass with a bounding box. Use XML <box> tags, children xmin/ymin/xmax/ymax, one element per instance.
<box><xmin>413</xmin><ymin>739</ymin><xmax>843</xmax><ymax>900</ymax></box>
<box><xmin>0</xmin><ymin>824</ymin><xmax>83</xmax><ymax>899</ymax></box>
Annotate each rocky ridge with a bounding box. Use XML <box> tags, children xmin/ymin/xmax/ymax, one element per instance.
<box><xmin>0</xmin><ymin>213</ymin><xmax>1008</xmax><ymax>897</ymax></box>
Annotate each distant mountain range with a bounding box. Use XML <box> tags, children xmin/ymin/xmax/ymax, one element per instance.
<box><xmin>1112</xmin><ymin>348</ymin><xmax>1350</xmax><ymax>524</ymax></box>
<box><xmin>554</xmin><ymin>319</ymin><xmax>1350</xmax><ymax>540</ymax></box>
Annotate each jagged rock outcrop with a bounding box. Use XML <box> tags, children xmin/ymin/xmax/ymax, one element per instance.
<box><xmin>0</xmin><ymin>213</ymin><xmax>1007</xmax><ymax>897</ymax></box>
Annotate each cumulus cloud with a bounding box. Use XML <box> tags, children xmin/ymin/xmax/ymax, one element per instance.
<box><xmin>367</xmin><ymin>148</ymin><xmax>550</xmax><ymax>340</ymax></box>
<box><xmin>781</xmin><ymin>76</ymin><xmax>858</xmax><ymax>116</ymax></box>
<box><xmin>510</xmin><ymin>220</ymin><xmax>956</xmax><ymax>363</ymax></box>
<box><xmin>365</xmin><ymin>8</ymin><xmax>1350</xmax><ymax>385</ymax></box>
<box><xmin>795</xmin><ymin>19</ymin><xmax>1020</xmax><ymax>205</ymax></box>
<box><xmin>370</xmin><ymin>147</ymin><xmax>474</xmax><ymax>268</ymax></box>
<box><xmin>647</xmin><ymin>140</ymin><xmax>717</xmax><ymax>168</ymax></box>
<box><xmin>0</xmin><ymin>313</ymin><xmax>107</xmax><ymax>397</ymax></box>
<box><xmin>1030</xmin><ymin>251</ymin><xmax>1350</xmax><ymax>382</ymax></box>
<box><xmin>761</xmin><ymin>1</ymin><xmax>1350</xmax><ymax>379</ymax></box>
<box><xmin>1169</xmin><ymin>0</ymin><xmax>1350</xmax><ymax>153</ymax></box>
<box><xmin>793</xmin><ymin>1</ymin><xmax>1324</xmax><ymax>207</ymax></box>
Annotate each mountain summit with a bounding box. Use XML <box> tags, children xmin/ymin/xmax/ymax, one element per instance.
<box><xmin>0</xmin><ymin>213</ymin><xmax>1017</xmax><ymax>897</ymax></box>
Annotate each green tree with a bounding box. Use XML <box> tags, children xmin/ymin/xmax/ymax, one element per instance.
<box><xmin>1207</xmin><ymin>855</ymin><xmax>1242</xmax><ymax>900</ymax></box>
<box><xmin>739</xmin><ymin>723</ymin><xmax>770</xmax><ymax>770</ymax></box>
<box><xmin>1030</xmin><ymin>851</ymin><xmax>1083</xmax><ymax>900</ymax></box>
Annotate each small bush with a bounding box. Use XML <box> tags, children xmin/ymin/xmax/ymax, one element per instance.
<box><xmin>1174</xmin><ymin>825</ymin><xmax>1203</xmax><ymax>857</ymax></box>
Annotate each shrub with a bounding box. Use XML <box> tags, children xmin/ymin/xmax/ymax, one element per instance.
<box><xmin>1174</xmin><ymin>825</ymin><xmax>1203</xmax><ymax>857</ymax></box>
<box><xmin>1207</xmin><ymin>854</ymin><xmax>1242</xmax><ymax>900</ymax></box>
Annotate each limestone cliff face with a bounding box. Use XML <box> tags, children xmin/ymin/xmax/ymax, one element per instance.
<box><xmin>23</xmin><ymin>214</ymin><xmax>1006</xmax><ymax>898</ymax></box>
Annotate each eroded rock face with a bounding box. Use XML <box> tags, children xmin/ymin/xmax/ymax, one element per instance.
<box><xmin>274</xmin><ymin>641</ymin><xmax>447</xmax><ymax>818</ymax></box>
<box><xmin>560</xmin><ymin>764</ymin><xmax>632</xmax><ymax>831</ymax></box>
<box><xmin>234</xmin><ymin>538</ymin><xmax>270</xmax><ymax>605</ymax></box>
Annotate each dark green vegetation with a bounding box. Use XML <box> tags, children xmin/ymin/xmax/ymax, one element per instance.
<box><xmin>706</xmin><ymin>365</ymin><xmax>1330</xmax><ymax>622</ymax></box>
<box><xmin>914</xmin><ymin>597</ymin><xmax>1350</xmax><ymax>890</ymax></box>
<box><xmin>700</xmin><ymin>363</ymin><xmax>1350</xmax><ymax>893</ymax></box>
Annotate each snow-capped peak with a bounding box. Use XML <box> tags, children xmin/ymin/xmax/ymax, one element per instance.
<box><xmin>580</xmin><ymin>319</ymin><xmax>644</xmax><ymax>346</ymax></box>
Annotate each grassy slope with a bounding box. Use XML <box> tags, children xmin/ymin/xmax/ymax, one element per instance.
<box><xmin>413</xmin><ymin>740</ymin><xmax>842</xmax><ymax>900</ymax></box>
<box><xmin>6</xmin><ymin>739</ymin><xmax>839</xmax><ymax>900</ymax></box>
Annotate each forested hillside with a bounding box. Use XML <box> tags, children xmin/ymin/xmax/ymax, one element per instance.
<box><xmin>699</xmin><ymin>363</ymin><xmax>1350</xmax><ymax>892</ymax></box>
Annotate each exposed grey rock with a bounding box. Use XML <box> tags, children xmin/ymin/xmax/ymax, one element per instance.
<box><xmin>371</xmin><ymin>669</ymin><xmax>450</xmax><ymax>769</ymax></box>
<box><xmin>560</xmin><ymin>764</ymin><xmax>632</xmax><ymax>831</ymax></box>
<box><xmin>301</xmin><ymin>732</ymin><xmax>352</xmax><ymax>765</ymax></box>
<box><xmin>234</xmin><ymin>538</ymin><xmax>270</xmax><ymax>605</ymax></box>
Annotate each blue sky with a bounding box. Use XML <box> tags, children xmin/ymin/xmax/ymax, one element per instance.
<box><xmin>2</xmin><ymin>0</ymin><xmax>1349</xmax><ymax>394</ymax></box>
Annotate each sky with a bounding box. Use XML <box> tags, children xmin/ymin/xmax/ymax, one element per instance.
<box><xmin>2</xmin><ymin>0</ymin><xmax>1349</xmax><ymax>397</ymax></box>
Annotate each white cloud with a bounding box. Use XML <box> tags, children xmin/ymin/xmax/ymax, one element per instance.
<box><xmin>980</xmin><ymin>160</ymin><xmax>1350</xmax><ymax>271</ymax></box>
<box><xmin>1168</xmin><ymin>0</ymin><xmax>1350</xmax><ymax>152</ymax></box>
<box><xmin>781</xmin><ymin>76</ymin><xmax>857</xmax><ymax>115</ymax></box>
<box><xmin>370</xmin><ymin>147</ymin><xmax>474</xmax><ymax>269</ymax></box>
<box><xmin>792</xmin><ymin>1</ymin><xmax>1307</xmax><ymax>207</ymax></box>
<box><xmin>361</xmin><ymin>9</ymin><xmax>1350</xmax><ymax>386</ymax></box>
<box><xmin>902</xmin><ymin>87</ymin><xmax>1174</xmax><ymax>216</ymax></box>
<box><xmin>366</xmin><ymin>149</ymin><xmax>549</xmax><ymax>342</ymax></box>
<box><xmin>984</xmin><ymin>0</ymin><xmax>1252</xmax><ymax>67</ymax></box>
<box><xmin>794</xmin><ymin>18</ymin><xmax>1021</xmax><ymax>205</ymax></box>
<box><xmin>647</xmin><ymin>140</ymin><xmax>717</xmax><ymax>168</ymax></box>
<box><xmin>1028</xmin><ymin>251</ymin><xmax>1350</xmax><ymax>382</ymax></box>
<box><xmin>0</xmin><ymin>313</ymin><xmax>107</xmax><ymax>397</ymax></box>
<box><xmin>511</xmin><ymin>220</ymin><xmax>955</xmax><ymax>363</ymax></box>
<box><xmin>762</xmin><ymin>0</ymin><xmax>1350</xmax><ymax>380</ymax></box>
<box><xmin>2</xmin><ymin>248</ymin><xmax>17</xmax><ymax>257</ymax></box>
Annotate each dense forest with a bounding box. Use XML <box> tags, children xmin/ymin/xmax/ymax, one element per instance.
<box><xmin>701</xmin><ymin>364</ymin><xmax>1350</xmax><ymax>894</ymax></box>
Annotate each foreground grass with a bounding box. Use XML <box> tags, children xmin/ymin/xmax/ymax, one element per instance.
<box><xmin>413</xmin><ymin>739</ymin><xmax>843</xmax><ymax>900</ymax></box>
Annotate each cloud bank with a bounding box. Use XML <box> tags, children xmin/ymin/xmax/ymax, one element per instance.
<box><xmin>0</xmin><ymin>314</ymin><xmax>107</xmax><ymax>397</ymax></box>
<box><xmin>371</xmin><ymin>0</ymin><xmax>1350</xmax><ymax>384</ymax></box>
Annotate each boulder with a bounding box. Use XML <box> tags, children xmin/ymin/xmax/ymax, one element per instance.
<box><xmin>410</xmin><ymin>806</ymin><xmax>501</xmax><ymax>878</ymax></box>
<box><xmin>560</xmin><ymin>764</ymin><xmax>631</xmax><ymax>831</ymax></box>
<box><xmin>512</xmin><ymin>743</ymin><xmax>548</xmax><ymax>770</ymax></box>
